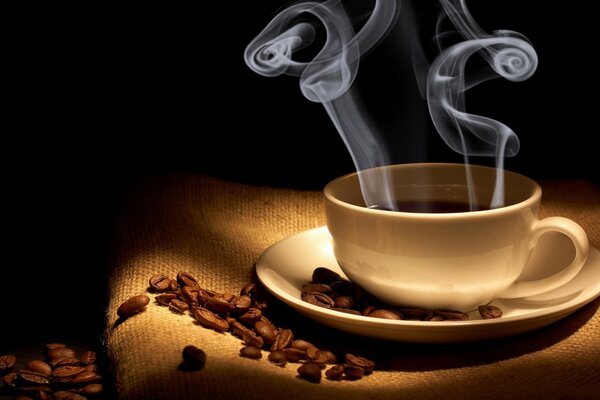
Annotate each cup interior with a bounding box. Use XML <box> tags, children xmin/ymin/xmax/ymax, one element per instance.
<box><xmin>325</xmin><ymin>163</ymin><xmax>538</xmax><ymax>212</ymax></box>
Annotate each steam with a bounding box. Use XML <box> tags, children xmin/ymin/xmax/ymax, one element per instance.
<box><xmin>246</xmin><ymin>0</ymin><xmax>537</xmax><ymax>211</ymax></box>
<box><xmin>245</xmin><ymin>0</ymin><xmax>400</xmax><ymax>208</ymax></box>
<box><xmin>428</xmin><ymin>0</ymin><xmax>538</xmax><ymax>208</ymax></box>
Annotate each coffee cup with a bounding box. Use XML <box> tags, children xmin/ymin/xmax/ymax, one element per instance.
<box><xmin>323</xmin><ymin>163</ymin><xmax>589</xmax><ymax>311</ymax></box>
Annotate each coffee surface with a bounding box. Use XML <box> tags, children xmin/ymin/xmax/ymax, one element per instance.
<box><xmin>369</xmin><ymin>200</ymin><xmax>490</xmax><ymax>213</ymax></box>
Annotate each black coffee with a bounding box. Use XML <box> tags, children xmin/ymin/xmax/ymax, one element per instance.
<box><xmin>369</xmin><ymin>200</ymin><xmax>490</xmax><ymax>213</ymax></box>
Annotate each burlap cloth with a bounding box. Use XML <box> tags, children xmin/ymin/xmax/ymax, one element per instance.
<box><xmin>106</xmin><ymin>174</ymin><xmax>600</xmax><ymax>400</ymax></box>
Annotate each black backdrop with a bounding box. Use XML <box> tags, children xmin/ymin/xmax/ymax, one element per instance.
<box><xmin>3</xmin><ymin>1</ymin><xmax>597</xmax><ymax>338</ymax></box>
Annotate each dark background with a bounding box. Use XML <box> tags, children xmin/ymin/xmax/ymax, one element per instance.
<box><xmin>3</xmin><ymin>0</ymin><xmax>597</xmax><ymax>342</ymax></box>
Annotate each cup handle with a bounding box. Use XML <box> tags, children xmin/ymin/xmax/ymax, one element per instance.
<box><xmin>499</xmin><ymin>216</ymin><xmax>589</xmax><ymax>299</ymax></box>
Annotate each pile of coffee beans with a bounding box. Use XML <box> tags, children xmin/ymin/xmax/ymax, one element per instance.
<box><xmin>301</xmin><ymin>267</ymin><xmax>503</xmax><ymax>321</ymax></box>
<box><xmin>0</xmin><ymin>344</ymin><xmax>103</xmax><ymax>399</ymax></box>
<box><xmin>116</xmin><ymin>271</ymin><xmax>377</xmax><ymax>383</ymax></box>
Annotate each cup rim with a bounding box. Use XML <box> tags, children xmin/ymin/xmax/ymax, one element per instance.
<box><xmin>323</xmin><ymin>162</ymin><xmax>541</xmax><ymax>220</ymax></box>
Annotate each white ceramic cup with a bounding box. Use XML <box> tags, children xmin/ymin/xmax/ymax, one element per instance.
<box><xmin>324</xmin><ymin>163</ymin><xmax>589</xmax><ymax>311</ymax></box>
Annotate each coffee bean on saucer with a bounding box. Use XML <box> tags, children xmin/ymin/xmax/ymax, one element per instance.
<box><xmin>433</xmin><ymin>309</ymin><xmax>469</xmax><ymax>321</ymax></box>
<box><xmin>478</xmin><ymin>304</ymin><xmax>503</xmax><ymax>319</ymax></box>
<box><xmin>311</xmin><ymin>267</ymin><xmax>343</xmax><ymax>285</ymax></box>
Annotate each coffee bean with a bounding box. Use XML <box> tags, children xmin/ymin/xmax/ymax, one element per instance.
<box><xmin>230</xmin><ymin>321</ymin><xmax>254</xmax><ymax>339</ymax></box>
<box><xmin>306</xmin><ymin>347</ymin><xmax>329</xmax><ymax>365</ymax></box>
<box><xmin>3</xmin><ymin>371</ymin><xmax>17</xmax><ymax>387</ymax></box>
<box><xmin>240</xmin><ymin>282</ymin><xmax>257</xmax><ymax>297</ymax></box>
<box><xmin>0</xmin><ymin>354</ymin><xmax>16</xmax><ymax>373</ymax></box>
<box><xmin>301</xmin><ymin>283</ymin><xmax>333</xmax><ymax>294</ymax></box>
<box><xmin>193</xmin><ymin>307</ymin><xmax>229</xmax><ymax>332</ymax></box>
<box><xmin>79</xmin><ymin>351</ymin><xmax>97</xmax><ymax>366</ymax></box>
<box><xmin>17</xmin><ymin>369</ymin><xmax>50</xmax><ymax>385</ymax></box>
<box><xmin>367</xmin><ymin>309</ymin><xmax>402</xmax><ymax>320</ymax></box>
<box><xmin>433</xmin><ymin>309</ymin><xmax>469</xmax><ymax>321</ymax></box>
<box><xmin>176</xmin><ymin>271</ymin><xmax>200</xmax><ymax>290</ymax></box>
<box><xmin>199</xmin><ymin>293</ymin><xmax>234</xmax><ymax>314</ymax></box>
<box><xmin>322</xmin><ymin>350</ymin><xmax>337</xmax><ymax>364</ymax></box>
<box><xmin>72</xmin><ymin>371</ymin><xmax>102</xmax><ymax>384</ymax></box>
<box><xmin>231</xmin><ymin>295</ymin><xmax>252</xmax><ymax>313</ymax></box>
<box><xmin>270</xmin><ymin>329</ymin><xmax>293</xmax><ymax>352</ymax></box>
<box><xmin>169</xmin><ymin>299</ymin><xmax>190</xmax><ymax>313</ymax></box>
<box><xmin>254</xmin><ymin>320</ymin><xmax>276</xmax><ymax>344</ymax></box>
<box><xmin>242</xmin><ymin>331</ymin><xmax>265</xmax><ymax>348</ymax></box>
<box><xmin>47</xmin><ymin>347</ymin><xmax>77</xmax><ymax>361</ymax></box>
<box><xmin>301</xmin><ymin>292</ymin><xmax>334</xmax><ymax>308</ymax></box>
<box><xmin>83</xmin><ymin>364</ymin><xmax>98</xmax><ymax>373</ymax></box>
<box><xmin>117</xmin><ymin>294</ymin><xmax>150</xmax><ymax>319</ymax></box>
<box><xmin>53</xmin><ymin>366</ymin><xmax>85</xmax><ymax>378</ymax></box>
<box><xmin>182</xmin><ymin>345</ymin><xmax>207</xmax><ymax>370</ymax></box>
<box><xmin>343</xmin><ymin>364</ymin><xmax>365</xmax><ymax>380</ymax></box>
<box><xmin>45</xmin><ymin>343</ymin><xmax>66</xmax><ymax>350</ymax></box>
<box><xmin>398</xmin><ymin>308</ymin><xmax>430</xmax><ymax>320</ymax></box>
<box><xmin>15</xmin><ymin>396</ymin><xmax>35</xmax><ymax>400</ymax></box>
<box><xmin>149</xmin><ymin>274</ymin><xmax>172</xmax><ymax>292</ymax></box>
<box><xmin>24</xmin><ymin>360</ymin><xmax>52</xmax><ymax>377</ymax></box>
<box><xmin>49</xmin><ymin>357</ymin><xmax>80</xmax><ymax>368</ymax></box>
<box><xmin>426</xmin><ymin>314</ymin><xmax>445</xmax><ymax>321</ymax></box>
<box><xmin>281</xmin><ymin>348</ymin><xmax>307</xmax><ymax>362</ymax></box>
<box><xmin>180</xmin><ymin>286</ymin><xmax>199</xmax><ymax>305</ymax></box>
<box><xmin>238</xmin><ymin>308</ymin><xmax>262</xmax><ymax>325</ymax></box>
<box><xmin>345</xmin><ymin>354</ymin><xmax>375</xmax><ymax>374</ymax></box>
<box><xmin>239</xmin><ymin>346</ymin><xmax>262</xmax><ymax>359</ymax></box>
<box><xmin>155</xmin><ymin>292</ymin><xmax>177</xmax><ymax>306</ymax></box>
<box><xmin>478</xmin><ymin>304</ymin><xmax>503</xmax><ymax>319</ymax></box>
<box><xmin>297</xmin><ymin>363</ymin><xmax>322</xmax><ymax>383</ymax></box>
<box><xmin>311</xmin><ymin>267</ymin><xmax>343</xmax><ymax>285</ymax></box>
<box><xmin>291</xmin><ymin>339</ymin><xmax>314</xmax><ymax>351</ymax></box>
<box><xmin>52</xmin><ymin>391</ymin><xmax>87</xmax><ymax>400</ymax></box>
<box><xmin>361</xmin><ymin>305</ymin><xmax>377</xmax><ymax>316</ymax></box>
<box><xmin>325</xmin><ymin>364</ymin><xmax>345</xmax><ymax>380</ymax></box>
<box><xmin>80</xmin><ymin>382</ymin><xmax>104</xmax><ymax>395</ymax></box>
<box><xmin>332</xmin><ymin>307</ymin><xmax>362</xmax><ymax>315</ymax></box>
<box><xmin>333</xmin><ymin>296</ymin><xmax>354</xmax><ymax>309</ymax></box>
<box><xmin>267</xmin><ymin>351</ymin><xmax>287</xmax><ymax>367</ymax></box>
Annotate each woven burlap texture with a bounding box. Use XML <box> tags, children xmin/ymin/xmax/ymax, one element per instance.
<box><xmin>107</xmin><ymin>174</ymin><xmax>600</xmax><ymax>400</ymax></box>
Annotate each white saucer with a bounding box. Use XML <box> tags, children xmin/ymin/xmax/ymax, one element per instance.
<box><xmin>256</xmin><ymin>226</ymin><xmax>600</xmax><ymax>343</ymax></box>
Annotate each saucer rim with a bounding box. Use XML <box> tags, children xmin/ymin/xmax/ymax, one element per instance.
<box><xmin>256</xmin><ymin>226</ymin><xmax>600</xmax><ymax>334</ymax></box>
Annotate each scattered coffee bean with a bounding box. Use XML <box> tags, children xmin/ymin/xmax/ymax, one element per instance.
<box><xmin>345</xmin><ymin>353</ymin><xmax>375</xmax><ymax>374</ymax></box>
<box><xmin>343</xmin><ymin>364</ymin><xmax>365</xmax><ymax>380</ymax></box>
<box><xmin>24</xmin><ymin>360</ymin><xmax>52</xmax><ymax>376</ymax></box>
<box><xmin>149</xmin><ymin>274</ymin><xmax>172</xmax><ymax>292</ymax></box>
<box><xmin>176</xmin><ymin>271</ymin><xmax>201</xmax><ymax>290</ymax></box>
<box><xmin>0</xmin><ymin>354</ymin><xmax>16</xmax><ymax>373</ymax></box>
<box><xmin>270</xmin><ymin>329</ymin><xmax>293</xmax><ymax>352</ymax></box>
<box><xmin>281</xmin><ymin>348</ymin><xmax>307</xmax><ymax>362</ymax></box>
<box><xmin>181</xmin><ymin>345</ymin><xmax>207</xmax><ymax>370</ymax></box>
<box><xmin>80</xmin><ymin>383</ymin><xmax>104</xmax><ymax>395</ymax></box>
<box><xmin>193</xmin><ymin>307</ymin><xmax>230</xmax><ymax>332</ymax></box>
<box><xmin>325</xmin><ymin>364</ymin><xmax>345</xmax><ymax>380</ymax></box>
<box><xmin>116</xmin><ymin>294</ymin><xmax>150</xmax><ymax>319</ymax></box>
<box><xmin>143</xmin><ymin>271</ymin><xmax>376</xmax><ymax>384</ymax></box>
<box><xmin>17</xmin><ymin>369</ymin><xmax>50</xmax><ymax>385</ymax></box>
<box><xmin>47</xmin><ymin>348</ymin><xmax>77</xmax><ymax>361</ymax></box>
<box><xmin>80</xmin><ymin>351</ymin><xmax>97</xmax><ymax>366</ymax></box>
<box><xmin>240</xmin><ymin>282</ymin><xmax>257</xmax><ymax>297</ymax></box>
<box><xmin>239</xmin><ymin>346</ymin><xmax>262</xmax><ymax>359</ymax></box>
<box><xmin>433</xmin><ymin>309</ymin><xmax>469</xmax><ymax>321</ymax></box>
<box><xmin>267</xmin><ymin>351</ymin><xmax>287</xmax><ymax>367</ymax></box>
<box><xmin>478</xmin><ymin>304</ymin><xmax>503</xmax><ymax>319</ymax></box>
<box><xmin>297</xmin><ymin>363</ymin><xmax>322</xmax><ymax>383</ymax></box>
